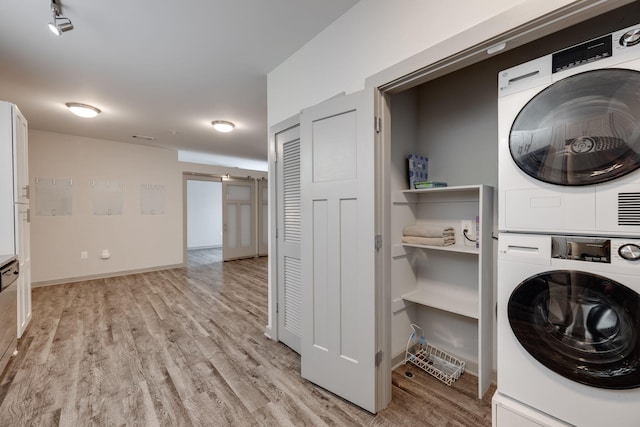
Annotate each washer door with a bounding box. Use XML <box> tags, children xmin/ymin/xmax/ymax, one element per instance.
<box><xmin>510</xmin><ymin>69</ymin><xmax>640</xmax><ymax>185</ymax></box>
<box><xmin>508</xmin><ymin>270</ymin><xmax>640</xmax><ymax>389</ymax></box>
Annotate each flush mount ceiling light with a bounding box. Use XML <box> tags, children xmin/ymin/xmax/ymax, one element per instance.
<box><xmin>48</xmin><ymin>0</ymin><xmax>73</xmax><ymax>36</ymax></box>
<box><xmin>65</xmin><ymin>102</ymin><xmax>100</xmax><ymax>118</ymax></box>
<box><xmin>211</xmin><ymin>120</ymin><xmax>235</xmax><ymax>133</ymax></box>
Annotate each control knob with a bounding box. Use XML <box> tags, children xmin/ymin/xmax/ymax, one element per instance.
<box><xmin>620</xmin><ymin>28</ymin><xmax>640</xmax><ymax>47</ymax></box>
<box><xmin>618</xmin><ymin>243</ymin><xmax>640</xmax><ymax>261</ymax></box>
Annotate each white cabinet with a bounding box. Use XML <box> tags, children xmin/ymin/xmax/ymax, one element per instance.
<box><xmin>0</xmin><ymin>101</ymin><xmax>31</xmax><ymax>338</ymax></box>
<box><xmin>392</xmin><ymin>184</ymin><xmax>493</xmax><ymax>398</ymax></box>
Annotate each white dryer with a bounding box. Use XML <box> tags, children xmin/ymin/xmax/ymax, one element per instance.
<box><xmin>497</xmin><ymin>232</ymin><xmax>640</xmax><ymax>426</ymax></box>
<box><xmin>498</xmin><ymin>24</ymin><xmax>640</xmax><ymax>235</ymax></box>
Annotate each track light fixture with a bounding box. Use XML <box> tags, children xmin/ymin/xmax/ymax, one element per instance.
<box><xmin>48</xmin><ymin>0</ymin><xmax>73</xmax><ymax>36</ymax></box>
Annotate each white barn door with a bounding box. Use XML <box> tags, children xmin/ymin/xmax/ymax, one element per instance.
<box><xmin>275</xmin><ymin>123</ymin><xmax>302</xmax><ymax>353</ymax></box>
<box><xmin>222</xmin><ymin>180</ymin><xmax>255</xmax><ymax>261</ymax></box>
<box><xmin>257</xmin><ymin>179</ymin><xmax>268</xmax><ymax>256</ymax></box>
<box><xmin>300</xmin><ymin>89</ymin><xmax>378</xmax><ymax>413</ymax></box>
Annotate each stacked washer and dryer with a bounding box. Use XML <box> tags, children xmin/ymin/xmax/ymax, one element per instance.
<box><xmin>493</xmin><ymin>25</ymin><xmax>640</xmax><ymax>427</ymax></box>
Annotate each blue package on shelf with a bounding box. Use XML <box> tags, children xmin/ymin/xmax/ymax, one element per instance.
<box><xmin>408</xmin><ymin>154</ymin><xmax>428</xmax><ymax>189</ymax></box>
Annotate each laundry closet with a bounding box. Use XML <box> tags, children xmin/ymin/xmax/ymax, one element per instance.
<box><xmin>383</xmin><ymin>1</ymin><xmax>640</xmax><ymax>401</ymax></box>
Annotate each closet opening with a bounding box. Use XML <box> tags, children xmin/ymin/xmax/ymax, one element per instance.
<box><xmin>377</xmin><ymin>0</ymin><xmax>640</xmax><ymax>403</ymax></box>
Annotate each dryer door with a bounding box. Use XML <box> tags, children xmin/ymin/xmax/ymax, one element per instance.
<box><xmin>510</xmin><ymin>69</ymin><xmax>640</xmax><ymax>185</ymax></box>
<box><xmin>508</xmin><ymin>270</ymin><xmax>640</xmax><ymax>389</ymax></box>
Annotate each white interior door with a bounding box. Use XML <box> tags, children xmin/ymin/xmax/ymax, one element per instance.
<box><xmin>257</xmin><ymin>179</ymin><xmax>268</xmax><ymax>256</ymax></box>
<box><xmin>275</xmin><ymin>123</ymin><xmax>302</xmax><ymax>353</ymax></box>
<box><xmin>222</xmin><ymin>180</ymin><xmax>256</xmax><ymax>261</ymax></box>
<box><xmin>300</xmin><ymin>89</ymin><xmax>378</xmax><ymax>413</ymax></box>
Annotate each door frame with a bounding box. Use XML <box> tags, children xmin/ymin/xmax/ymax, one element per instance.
<box><xmin>182</xmin><ymin>173</ymin><xmax>223</xmax><ymax>265</ymax></box>
<box><xmin>367</xmin><ymin>0</ymin><xmax>632</xmax><ymax>412</ymax></box>
<box><xmin>182</xmin><ymin>172</ymin><xmax>265</xmax><ymax>264</ymax></box>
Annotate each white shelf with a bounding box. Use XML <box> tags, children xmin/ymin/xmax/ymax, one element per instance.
<box><xmin>401</xmin><ymin>287</ymin><xmax>479</xmax><ymax>319</ymax></box>
<box><xmin>401</xmin><ymin>242</ymin><xmax>478</xmax><ymax>255</ymax></box>
<box><xmin>401</xmin><ymin>184</ymin><xmax>484</xmax><ymax>194</ymax></box>
<box><xmin>393</xmin><ymin>184</ymin><xmax>487</xmax><ymax>204</ymax></box>
<box><xmin>391</xmin><ymin>183</ymin><xmax>493</xmax><ymax>399</ymax></box>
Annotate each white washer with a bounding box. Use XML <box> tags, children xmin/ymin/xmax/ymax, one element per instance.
<box><xmin>498</xmin><ymin>24</ymin><xmax>640</xmax><ymax>236</ymax></box>
<box><xmin>497</xmin><ymin>233</ymin><xmax>640</xmax><ymax>426</ymax></box>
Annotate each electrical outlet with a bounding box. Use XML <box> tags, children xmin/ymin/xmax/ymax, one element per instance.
<box><xmin>81</xmin><ymin>251</ymin><xmax>88</xmax><ymax>259</ymax></box>
<box><xmin>461</xmin><ymin>220</ymin><xmax>474</xmax><ymax>245</ymax></box>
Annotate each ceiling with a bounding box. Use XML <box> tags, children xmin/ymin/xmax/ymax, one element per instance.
<box><xmin>0</xmin><ymin>0</ymin><xmax>359</xmax><ymax>171</ymax></box>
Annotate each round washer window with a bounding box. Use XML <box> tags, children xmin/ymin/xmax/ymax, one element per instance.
<box><xmin>510</xmin><ymin>69</ymin><xmax>640</xmax><ymax>186</ymax></box>
<box><xmin>508</xmin><ymin>270</ymin><xmax>640</xmax><ymax>389</ymax></box>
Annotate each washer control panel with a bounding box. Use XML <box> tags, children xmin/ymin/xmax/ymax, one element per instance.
<box><xmin>552</xmin><ymin>236</ymin><xmax>611</xmax><ymax>263</ymax></box>
<box><xmin>551</xmin><ymin>236</ymin><xmax>640</xmax><ymax>263</ymax></box>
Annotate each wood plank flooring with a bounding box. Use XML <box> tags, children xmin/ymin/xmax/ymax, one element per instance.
<box><xmin>0</xmin><ymin>249</ymin><xmax>494</xmax><ymax>426</ymax></box>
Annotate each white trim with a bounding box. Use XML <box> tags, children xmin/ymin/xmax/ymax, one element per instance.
<box><xmin>32</xmin><ymin>263</ymin><xmax>185</xmax><ymax>287</ymax></box>
<box><xmin>366</xmin><ymin>0</ymin><xmax>634</xmax><ymax>91</ymax></box>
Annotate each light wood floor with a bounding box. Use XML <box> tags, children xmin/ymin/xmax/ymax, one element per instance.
<box><xmin>0</xmin><ymin>249</ymin><xmax>494</xmax><ymax>426</ymax></box>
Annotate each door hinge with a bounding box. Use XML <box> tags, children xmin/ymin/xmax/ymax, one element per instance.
<box><xmin>276</xmin><ymin>302</ymin><xmax>279</xmax><ymax>314</ymax></box>
<box><xmin>375</xmin><ymin>116</ymin><xmax>381</xmax><ymax>133</ymax></box>
<box><xmin>375</xmin><ymin>350</ymin><xmax>383</xmax><ymax>367</ymax></box>
<box><xmin>375</xmin><ymin>234</ymin><xmax>382</xmax><ymax>252</ymax></box>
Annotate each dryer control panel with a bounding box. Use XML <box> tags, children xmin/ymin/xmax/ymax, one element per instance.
<box><xmin>552</xmin><ymin>34</ymin><xmax>612</xmax><ymax>73</ymax></box>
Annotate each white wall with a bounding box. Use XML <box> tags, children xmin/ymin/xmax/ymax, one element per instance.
<box><xmin>267</xmin><ymin>0</ymin><xmax>579</xmax><ymax>126</ymax></box>
<box><xmin>30</xmin><ymin>130</ymin><xmax>183</xmax><ymax>284</ymax></box>
<box><xmin>187</xmin><ymin>180</ymin><xmax>222</xmax><ymax>249</ymax></box>
<box><xmin>30</xmin><ymin>130</ymin><xmax>267</xmax><ymax>284</ymax></box>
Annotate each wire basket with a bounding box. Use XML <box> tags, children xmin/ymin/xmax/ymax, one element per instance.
<box><xmin>404</xmin><ymin>324</ymin><xmax>465</xmax><ymax>386</ymax></box>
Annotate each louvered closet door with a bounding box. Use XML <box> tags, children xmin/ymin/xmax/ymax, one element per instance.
<box><xmin>276</xmin><ymin>123</ymin><xmax>302</xmax><ymax>353</ymax></box>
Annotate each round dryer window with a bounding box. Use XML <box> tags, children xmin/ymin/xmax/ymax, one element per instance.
<box><xmin>510</xmin><ymin>68</ymin><xmax>640</xmax><ymax>185</ymax></box>
<box><xmin>508</xmin><ymin>270</ymin><xmax>640</xmax><ymax>389</ymax></box>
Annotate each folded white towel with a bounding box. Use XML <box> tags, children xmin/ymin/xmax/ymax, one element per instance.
<box><xmin>403</xmin><ymin>225</ymin><xmax>455</xmax><ymax>238</ymax></box>
<box><xmin>402</xmin><ymin>235</ymin><xmax>455</xmax><ymax>246</ymax></box>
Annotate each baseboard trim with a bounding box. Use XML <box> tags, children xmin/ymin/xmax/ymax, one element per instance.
<box><xmin>32</xmin><ymin>263</ymin><xmax>186</xmax><ymax>287</ymax></box>
<box><xmin>392</xmin><ymin>349</ymin><xmax>407</xmax><ymax>370</ymax></box>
